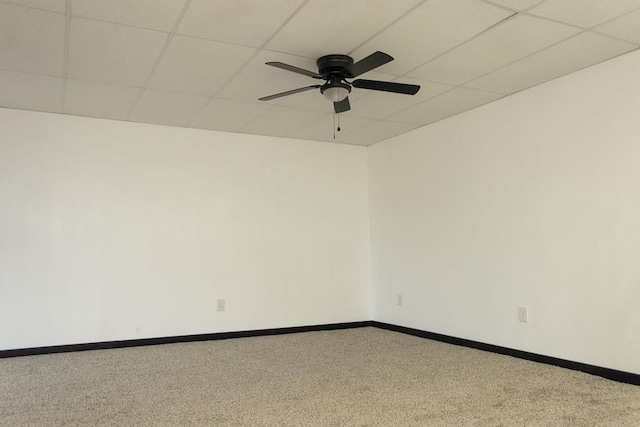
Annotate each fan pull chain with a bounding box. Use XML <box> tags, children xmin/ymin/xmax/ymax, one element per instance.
<box><xmin>333</xmin><ymin>112</ymin><xmax>342</xmax><ymax>140</ymax></box>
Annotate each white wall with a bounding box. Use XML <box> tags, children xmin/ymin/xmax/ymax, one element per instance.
<box><xmin>0</xmin><ymin>109</ymin><xmax>371</xmax><ymax>350</ymax></box>
<box><xmin>369</xmin><ymin>49</ymin><xmax>640</xmax><ymax>374</ymax></box>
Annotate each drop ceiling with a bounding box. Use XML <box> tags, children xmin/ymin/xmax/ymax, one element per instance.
<box><xmin>1</xmin><ymin>0</ymin><xmax>640</xmax><ymax>146</ymax></box>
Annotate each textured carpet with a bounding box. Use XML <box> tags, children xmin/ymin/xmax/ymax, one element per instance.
<box><xmin>1</xmin><ymin>327</ymin><xmax>639</xmax><ymax>426</ymax></box>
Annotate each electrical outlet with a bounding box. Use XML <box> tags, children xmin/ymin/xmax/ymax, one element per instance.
<box><xmin>397</xmin><ymin>294</ymin><xmax>403</xmax><ymax>306</ymax></box>
<box><xmin>217</xmin><ymin>299</ymin><xmax>225</xmax><ymax>312</ymax></box>
<box><xmin>518</xmin><ymin>306</ymin><xmax>528</xmax><ymax>323</ymax></box>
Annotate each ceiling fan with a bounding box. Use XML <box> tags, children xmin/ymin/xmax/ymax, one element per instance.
<box><xmin>258</xmin><ymin>51</ymin><xmax>420</xmax><ymax>114</ymax></box>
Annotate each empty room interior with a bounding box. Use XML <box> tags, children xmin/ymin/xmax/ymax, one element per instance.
<box><xmin>2</xmin><ymin>0</ymin><xmax>640</xmax><ymax>425</ymax></box>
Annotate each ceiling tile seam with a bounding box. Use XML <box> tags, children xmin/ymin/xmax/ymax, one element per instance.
<box><xmin>331</xmin><ymin>119</ymin><xmax>415</xmax><ymax>143</ymax></box>
<box><xmin>475</xmin><ymin>0</ymin><xmax>520</xmax><ymax>13</ymax></box>
<box><xmin>588</xmin><ymin>30</ymin><xmax>640</xmax><ymax>47</ymax></box>
<box><xmin>520</xmin><ymin>12</ymin><xmax>603</xmax><ymax>31</ymax></box>
<box><xmin>164</xmin><ymin>32</ymin><xmax>269</xmax><ymax>51</ymax></box>
<box><xmin>351</xmin><ymin>75</ymin><xmax>457</xmax><ymax>109</ymax></box>
<box><xmin>239</xmin><ymin>106</ymin><xmax>324</xmax><ymax>138</ymax></box>
<box><xmin>517</xmin><ymin>5</ymin><xmax>640</xmax><ymax>46</ymax></box>
<box><xmin>284</xmin><ymin>113</ymin><xmax>334</xmax><ymax>139</ymax></box>
<box><xmin>366</xmin><ymin>127</ymin><xmax>419</xmax><ymax>147</ymax></box>
<box><xmin>125</xmin><ymin>0</ymin><xmax>194</xmax><ymax>121</ymax></box>
<box><xmin>591</xmin><ymin>5</ymin><xmax>640</xmax><ymax>30</ymax></box>
<box><xmin>288</xmin><ymin>122</ymin><xmax>369</xmax><ymax>145</ymax></box>
<box><xmin>290</xmin><ymin>113</ymin><xmax>360</xmax><ymax>140</ymax></box>
<box><xmin>63</xmin><ymin>76</ymin><xmax>143</xmax><ymax>90</ymax></box>
<box><xmin>376</xmin><ymin>90</ymin><xmax>480</xmax><ymax>125</ymax></box>
<box><xmin>339</xmin><ymin>119</ymin><xmax>397</xmax><ymax>138</ymax></box>
<box><xmin>60</xmin><ymin>0</ymin><xmax>72</xmax><ymax>113</ymax></box>
<box><xmin>471</xmin><ymin>47</ymin><xmax>640</xmax><ymax>101</ymax></box>
<box><xmin>432</xmin><ymin>93</ymin><xmax>507</xmax><ymax>122</ymax></box>
<box><xmin>526</xmin><ymin>2</ymin><xmax>640</xmax><ymax>31</ymax></box>
<box><xmin>478</xmin><ymin>0</ymin><xmax>546</xmax><ymax>14</ymax></box>
<box><xmin>403</xmin><ymin>19</ymin><xmax>588</xmax><ymax>90</ymax></box>
<box><xmin>398</xmin><ymin>9</ymin><xmax>629</xmax><ymax>87</ymax></box>
<box><xmin>130</xmin><ymin>85</ymin><xmax>215</xmax><ymax>99</ymax></box>
<box><xmin>0</xmin><ymin>1</ymin><xmax>65</xmax><ymax>14</ymax></box>
<box><xmin>581</xmin><ymin>5</ymin><xmax>640</xmax><ymax>44</ymax></box>
<box><xmin>520</xmin><ymin>0</ymin><xmax>552</xmax><ymax>13</ymax></box>
<box><xmin>382</xmin><ymin>94</ymin><xmax>505</xmax><ymax>130</ymax></box>
<box><xmin>359</xmin><ymin>85</ymin><xmax>459</xmax><ymax>122</ymax></box>
<box><xmin>334</xmin><ymin>140</ymin><xmax>373</xmax><ymax>147</ymax></box>
<box><xmin>234</xmin><ymin>105</ymin><xmax>275</xmax><ymax>133</ymax></box>
<box><xmin>369</xmin><ymin>33</ymin><xmax>638</xmax><ymax>130</ymax></box>
<box><xmin>336</xmin><ymin>130</ymin><xmax>383</xmax><ymax>147</ymax></box>
<box><xmin>458</xmin><ymin>29</ymin><xmax>602</xmax><ymax>90</ymax></box>
<box><xmin>68</xmin><ymin>15</ymin><xmax>172</xmax><ymax>34</ymax></box>
<box><xmin>399</xmin><ymin>12</ymin><xmax>518</xmax><ymax>79</ymax></box>
<box><xmin>0</xmin><ymin>66</ymin><xmax>63</xmax><ymax>79</ymax></box>
<box><xmin>345</xmin><ymin>0</ymin><xmax>431</xmax><ymax>56</ymax></box>
<box><xmin>273</xmin><ymin>103</ymin><xmax>333</xmax><ymax>115</ymax></box>
<box><xmin>184</xmin><ymin>0</ymin><xmax>313</xmax><ymax>128</ymax></box>
<box><xmin>256</xmin><ymin>47</ymin><xmax>321</xmax><ymax>61</ymax></box>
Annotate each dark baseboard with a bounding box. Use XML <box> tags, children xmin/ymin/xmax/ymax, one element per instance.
<box><xmin>2</xmin><ymin>320</ymin><xmax>638</xmax><ymax>386</ymax></box>
<box><xmin>371</xmin><ymin>321</ymin><xmax>640</xmax><ymax>387</ymax></box>
<box><xmin>0</xmin><ymin>320</ymin><xmax>375</xmax><ymax>359</ymax></box>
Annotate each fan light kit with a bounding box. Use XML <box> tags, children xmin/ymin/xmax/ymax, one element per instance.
<box><xmin>259</xmin><ymin>51</ymin><xmax>420</xmax><ymax>136</ymax></box>
<box><xmin>321</xmin><ymin>83</ymin><xmax>350</xmax><ymax>102</ymax></box>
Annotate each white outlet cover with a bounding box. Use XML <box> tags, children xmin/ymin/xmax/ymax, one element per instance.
<box><xmin>518</xmin><ymin>306</ymin><xmax>528</xmax><ymax>323</ymax></box>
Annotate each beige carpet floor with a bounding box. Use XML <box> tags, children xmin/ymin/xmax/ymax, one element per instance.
<box><xmin>1</xmin><ymin>327</ymin><xmax>639</xmax><ymax>426</ymax></box>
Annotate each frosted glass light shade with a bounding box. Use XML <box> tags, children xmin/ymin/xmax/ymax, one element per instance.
<box><xmin>322</xmin><ymin>86</ymin><xmax>350</xmax><ymax>102</ymax></box>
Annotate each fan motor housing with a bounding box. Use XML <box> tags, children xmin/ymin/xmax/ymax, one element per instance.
<box><xmin>317</xmin><ymin>54</ymin><xmax>353</xmax><ymax>78</ymax></box>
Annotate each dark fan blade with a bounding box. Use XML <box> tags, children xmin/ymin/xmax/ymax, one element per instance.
<box><xmin>334</xmin><ymin>97</ymin><xmax>351</xmax><ymax>113</ymax></box>
<box><xmin>346</xmin><ymin>51</ymin><xmax>393</xmax><ymax>77</ymax></box>
<box><xmin>266</xmin><ymin>62</ymin><xmax>323</xmax><ymax>79</ymax></box>
<box><xmin>352</xmin><ymin>79</ymin><xmax>420</xmax><ymax>95</ymax></box>
<box><xmin>259</xmin><ymin>85</ymin><xmax>321</xmax><ymax>101</ymax></box>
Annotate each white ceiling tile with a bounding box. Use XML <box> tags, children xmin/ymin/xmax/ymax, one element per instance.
<box><xmin>147</xmin><ymin>35</ymin><xmax>256</xmax><ymax>96</ymax></box>
<box><xmin>352</xmin><ymin>0</ymin><xmax>513</xmax><ymax>75</ymax></box>
<box><xmin>72</xmin><ymin>0</ymin><xmax>187</xmax><ymax>32</ymax></box>
<box><xmin>68</xmin><ymin>18</ymin><xmax>168</xmax><ymax>86</ymax></box>
<box><xmin>64</xmin><ymin>79</ymin><xmax>140</xmax><ymax>120</ymax></box>
<box><xmin>0</xmin><ymin>69</ymin><xmax>61</xmax><ymax>112</ymax></box>
<box><xmin>486</xmin><ymin>0</ymin><xmax>544</xmax><ymax>10</ymax></box>
<box><xmin>467</xmin><ymin>32</ymin><xmax>637</xmax><ymax>94</ymax></box>
<box><xmin>266</xmin><ymin>0</ymin><xmax>422</xmax><ymax>58</ymax></box>
<box><xmin>0</xmin><ymin>3</ymin><xmax>65</xmax><ymax>75</ymax></box>
<box><xmin>388</xmin><ymin>87</ymin><xmax>503</xmax><ymax>125</ymax></box>
<box><xmin>529</xmin><ymin>0</ymin><xmax>640</xmax><ymax>28</ymax></box>
<box><xmin>408</xmin><ymin>15</ymin><xmax>580</xmax><ymax>85</ymax></box>
<box><xmin>349</xmin><ymin>77</ymin><xmax>453</xmax><ymax>120</ymax></box>
<box><xmin>242</xmin><ymin>106</ymin><xmax>324</xmax><ymax>138</ymax></box>
<box><xmin>290</xmin><ymin>114</ymin><xmax>375</xmax><ymax>142</ymax></box>
<box><xmin>178</xmin><ymin>0</ymin><xmax>304</xmax><ymax>47</ymax></box>
<box><xmin>338</xmin><ymin>120</ymin><xmax>420</xmax><ymax>146</ymax></box>
<box><xmin>129</xmin><ymin>89</ymin><xmax>210</xmax><ymax>127</ymax></box>
<box><xmin>189</xmin><ymin>98</ymin><xmax>271</xmax><ymax>132</ymax></box>
<box><xmin>1</xmin><ymin>0</ymin><xmax>66</xmax><ymax>13</ymax></box>
<box><xmin>219</xmin><ymin>50</ymin><xmax>319</xmax><ymax>102</ymax></box>
<box><xmin>596</xmin><ymin>8</ymin><xmax>640</xmax><ymax>43</ymax></box>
